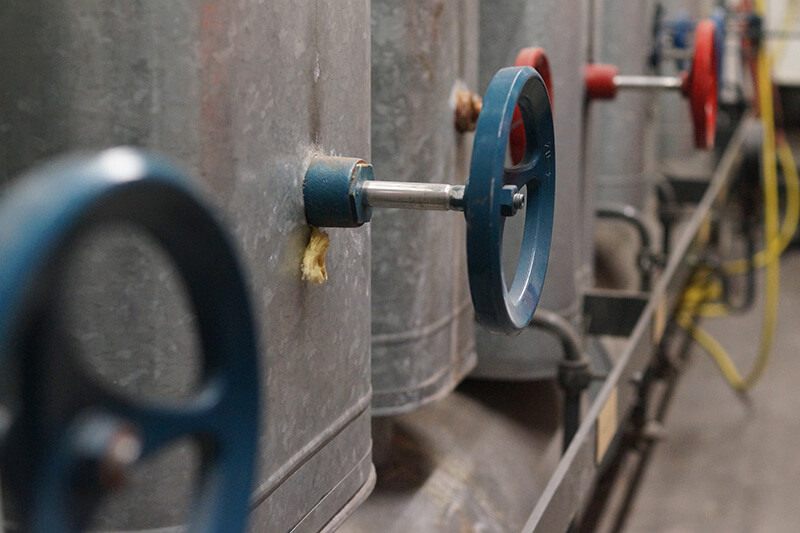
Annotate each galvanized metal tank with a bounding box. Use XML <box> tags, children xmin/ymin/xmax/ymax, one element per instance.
<box><xmin>656</xmin><ymin>1</ymin><xmax>718</xmax><ymax>173</ymax></box>
<box><xmin>0</xmin><ymin>2</ymin><xmax>374</xmax><ymax>531</ymax></box>
<box><xmin>473</xmin><ymin>0</ymin><xmax>593</xmax><ymax>379</ymax></box>
<box><xmin>587</xmin><ymin>0</ymin><xmax>658</xmax><ymax>209</ymax></box>
<box><xmin>369</xmin><ymin>0</ymin><xmax>478</xmax><ymax>415</ymax></box>
<box><xmin>585</xmin><ymin>0</ymin><xmax>661</xmax><ymax>293</ymax></box>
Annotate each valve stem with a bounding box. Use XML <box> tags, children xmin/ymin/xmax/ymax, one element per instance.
<box><xmin>361</xmin><ymin>181</ymin><xmax>524</xmax><ymax>217</ymax></box>
<box><xmin>613</xmin><ymin>74</ymin><xmax>684</xmax><ymax>91</ymax></box>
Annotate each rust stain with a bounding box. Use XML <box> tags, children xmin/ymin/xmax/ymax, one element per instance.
<box><xmin>308</xmin><ymin>0</ymin><xmax>322</xmax><ymax>144</ymax></box>
<box><xmin>407</xmin><ymin>0</ymin><xmax>446</xmax><ymax>83</ymax></box>
<box><xmin>454</xmin><ymin>90</ymin><xmax>482</xmax><ymax>133</ymax></box>
<box><xmin>199</xmin><ymin>1</ymin><xmax>235</xmax><ymax>202</ymax></box>
<box><xmin>431</xmin><ymin>1</ymin><xmax>444</xmax><ymax>41</ymax></box>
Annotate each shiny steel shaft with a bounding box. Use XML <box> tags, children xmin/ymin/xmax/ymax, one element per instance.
<box><xmin>361</xmin><ymin>181</ymin><xmax>466</xmax><ymax>211</ymax></box>
<box><xmin>614</xmin><ymin>75</ymin><xmax>682</xmax><ymax>91</ymax></box>
<box><xmin>361</xmin><ymin>180</ymin><xmax>525</xmax><ymax>216</ymax></box>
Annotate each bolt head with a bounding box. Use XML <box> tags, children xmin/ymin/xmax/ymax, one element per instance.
<box><xmin>73</xmin><ymin>416</ymin><xmax>142</xmax><ymax>490</ymax></box>
<box><xmin>99</xmin><ymin>428</ymin><xmax>142</xmax><ymax>489</ymax></box>
<box><xmin>500</xmin><ymin>185</ymin><xmax>525</xmax><ymax>216</ymax></box>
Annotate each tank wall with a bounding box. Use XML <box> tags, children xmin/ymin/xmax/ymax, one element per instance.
<box><xmin>370</xmin><ymin>0</ymin><xmax>478</xmax><ymax>415</ymax></box>
<box><xmin>0</xmin><ymin>2</ymin><xmax>374</xmax><ymax>531</ymax></box>
<box><xmin>588</xmin><ymin>0</ymin><xmax>658</xmax><ymax>209</ymax></box>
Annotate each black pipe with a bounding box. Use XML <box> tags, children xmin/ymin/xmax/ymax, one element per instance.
<box><xmin>656</xmin><ymin>180</ymin><xmax>679</xmax><ymax>257</ymax></box>
<box><xmin>530</xmin><ymin>309</ymin><xmax>589</xmax><ymax>452</ymax></box>
<box><xmin>531</xmin><ymin>309</ymin><xmax>583</xmax><ymax>362</ymax></box>
<box><xmin>597</xmin><ymin>202</ymin><xmax>660</xmax><ymax>291</ymax></box>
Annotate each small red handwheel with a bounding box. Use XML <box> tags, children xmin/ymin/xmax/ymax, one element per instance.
<box><xmin>510</xmin><ymin>47</ymin><xmax>553</xmax><ymax>164</ymax></box>
<box><xmin>682</xmin><ymin>19</ymin><xmax>718</xmax><ymax>149</ymax></box>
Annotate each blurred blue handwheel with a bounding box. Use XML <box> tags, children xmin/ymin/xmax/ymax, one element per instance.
<box><xmin>0</xmin><ymin>148</ymin><xmax>259</xmax><ymax>533</ymax></box>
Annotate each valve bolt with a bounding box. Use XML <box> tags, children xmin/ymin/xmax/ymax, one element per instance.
<box><xmin>500</xmin><ymin>185</ymin><xmax>525</xmax><ymax>217</ymax></box>
<box><xmin>73</xmin><ymin>416</ymin><xmax>143</xmax><ymax>490</ymax></box>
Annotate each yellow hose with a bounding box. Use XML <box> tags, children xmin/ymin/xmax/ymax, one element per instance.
<box><xmin>675</xmin><ymin>268</ymin><xmax>749</xmax><ymax>390</ymax></box>
<box><xmin>748</xmin><ymin>32</ymin><xmax>781</xmax><ymax>391</ymax></box>
<box><xmin>677</xmin><ymin>0</ymin><xmax>784</xmax><ymax>392</ymax></box>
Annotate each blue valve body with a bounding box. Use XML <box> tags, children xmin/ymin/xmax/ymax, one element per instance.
<box><xmin>303</xmin><ymin>156</ymin><xmax>374</xmax><ymax>227</ymax></box>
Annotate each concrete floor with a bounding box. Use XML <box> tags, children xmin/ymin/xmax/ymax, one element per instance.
<box><xmin>622</xmin><ymin>249</ymin><xmax>800</xmax><ymax>532</ymax></box>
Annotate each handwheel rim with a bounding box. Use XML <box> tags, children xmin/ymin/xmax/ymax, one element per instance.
<box><xmin>688</xmin><ymin>19</ymin><xmax>719</xmax><ymax>149</ymax></box>
<box><xmin>511</xmin><ymin>48</ymin><xmax>553</xmax><ymax>164</ymax></box>
<box><xmin>466</xmin><ymin>67</ymin><xmax>555</xmax><ymax>334</ymax></box>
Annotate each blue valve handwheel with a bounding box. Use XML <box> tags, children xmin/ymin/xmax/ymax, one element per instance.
<box><xmin>466</xmin><ymin>66</ymin><xmax>555</xmax><ymax>334</ymax></box>
<box><xmin>0</xmin><ymin>148</ymin><xmax>259</xmax><ymax>532</ymax></box>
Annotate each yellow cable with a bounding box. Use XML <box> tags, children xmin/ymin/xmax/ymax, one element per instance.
<box><xmin>776</xmin><ymin>136</ymin><xmax>800</xmax><ymax>244</ymax></box>
<box><xmin>675</xmin><ymin>268</ymin><xmax>743</xmax><ymax>385</ymax></box>
<box><xmin>747</xmin><ymin>39</ymin><xmax>781</xmax><ymax>391</ymax></box>
<box><xmin>676</xmin><ymin>315</ymin><xmax>747</xmax><ymax>389</ymax></box>
<box><xmin>677</xmin><ymin>6</ymin><xmax>781</xmax><ymax>392</ymax></box>
<box><xmin>755</xmin><ymin>0</ymin><xmax>766</xmax><ymax>21</ymax></box>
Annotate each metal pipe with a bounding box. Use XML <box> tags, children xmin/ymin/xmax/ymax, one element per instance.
<box><xmin>361</xmin><ymin>181</ymin><xmax>466</xmax><ymax>211</ymax></box>
<box><xmin>563</xmin><ymin>390</ymin><xmax>582</xmax><ymax>455</ymax></box>
<box><xmin>530</xmin><ymin>308</ymin><xmax>587</xmax><ymax>452</ymax></box>
<box><xmin>614</xmin><ymin>75</ymin><xmax>682</xmax><ymax>91</ymax></box>
<box><xmin>656</xmin><ymin>181</ymin><xmax>679</xmax><ymax>257</ymax></box>
<box><xmin>596</xmin><ymin>202</ymin><xmax>657</xmax><ymax>291</ymax></box>
<box><xmin>596</xmin><ymin>203</ymin><xmax>652</xmax><ymax>251</ymax></box>
<box><xmin>530</xmin><ymin>309</ymin><xmax>583</xmax><ymax>362</ymax></box>
<box><xmin>661</xmin><ymin>49</ymin><xmax>693</xmax><ymax>61</ymax></box>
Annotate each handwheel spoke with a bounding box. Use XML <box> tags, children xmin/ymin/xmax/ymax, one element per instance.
<box><xmin>99</xmin><ymin>391</ymin><xmax>220</xmax><ymax>455</ymax></box>
<box><xmin>504</xmin><ymin>161</ymin><xmax>540</xmax><ymax>189</ymax></box>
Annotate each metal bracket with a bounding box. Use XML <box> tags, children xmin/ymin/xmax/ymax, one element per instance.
<box><xmin>520</xmin><ymin>115</ymin><xmax>750</xmax><ymax>533</ymax></box>
<box><xmin>583</xmin><ymin>290</ymin><xmax>649</xmax><ymax>337</ymax></box>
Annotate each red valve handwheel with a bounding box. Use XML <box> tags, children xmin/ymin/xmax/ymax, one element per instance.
<box><xmin>682</xmin><ymin>19</ymin><xmax>718</xmax><ymax>149</ymax></box>
<box><xmin>511</xmin><ymin>47</ymin><xmax>553</xmax><ymax>164</ymax></box>
<box><xmin>584</xmin><ymin>63</ymin><xmax>619</xmax><ymax>101</ymax></box>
